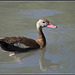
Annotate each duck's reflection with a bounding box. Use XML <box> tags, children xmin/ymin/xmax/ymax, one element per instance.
<box><xmin>10</xmin><ymin>47</ymin><xmax>58</xmax><ymax>71</ymax></box>
<box><xmin>39</xmin><ymin>47</ymin><xmax>58</xmax><ymax>71</ymax></box>
<box><xmin>10</xmin><ymin>49</ymin><xmax>39</xmax><ymax>63</ymax></box>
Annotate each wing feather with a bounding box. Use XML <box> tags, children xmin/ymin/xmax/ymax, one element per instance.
<box><xmin>0</xmin><ymin>36</ymin><xmax>40</xmax><ymax>50</ymax></box>
<box><xmin>14</xmin><ymin>43</ymin><xmax>30</xmax><ymax>49</ymax></box>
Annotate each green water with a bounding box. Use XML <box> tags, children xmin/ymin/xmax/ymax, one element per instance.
<box><xmin>0</xmin><ymin>1</ymin><xmax>75</xmax><ymax>73</ymax></box>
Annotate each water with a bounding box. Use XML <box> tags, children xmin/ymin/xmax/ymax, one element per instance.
<box><xmin>0</xmin><ymin>2</ymin><xmax>75</xmax><ymax>74</ymax></box>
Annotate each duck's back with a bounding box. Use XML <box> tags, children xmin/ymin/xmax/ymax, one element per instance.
<box><xmin>0</xmin><ymin>36</ymin><xmax>40</xmax><ymax>53</ymax></box>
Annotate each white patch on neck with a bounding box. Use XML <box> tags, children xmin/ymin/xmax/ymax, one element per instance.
<box><xmin>36</xmin><ymin>23</ymin><xmax>40</xmax><ymax>29</ymax></box>
<box><xmin>36</xmin><ymin>20</ymin><xmax>43</xmax><ymax>29</ymax></box>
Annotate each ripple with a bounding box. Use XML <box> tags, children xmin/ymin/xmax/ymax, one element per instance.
<box><xmin>17</xmin><ymin>9</ymin><xmax>63</xmax><ymax>18</ymax></box>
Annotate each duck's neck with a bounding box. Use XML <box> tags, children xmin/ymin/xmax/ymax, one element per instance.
<box><xmin>36</xmin><ymin>28</ymin><xmax>46</xmax><ymax>48</ymax></box>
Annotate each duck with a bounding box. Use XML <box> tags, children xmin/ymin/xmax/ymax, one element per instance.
<box><xmin>0</xmin><ymin>18</ymin><xmax>57</xmax><ymax>56</ymax></box>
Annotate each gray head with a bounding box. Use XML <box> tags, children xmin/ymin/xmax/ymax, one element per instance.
<box><xmin>36</xmin><ymin>18</ymin><xmax>57</xmax><ymax>29</ymax></box>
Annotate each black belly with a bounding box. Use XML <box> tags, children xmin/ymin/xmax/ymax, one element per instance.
<box><xmin>0</xmin><ymin>41</ymin><xmax>40</xmax><ymax>53</ymax></box>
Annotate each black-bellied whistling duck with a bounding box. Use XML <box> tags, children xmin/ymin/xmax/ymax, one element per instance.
<box><xmin>0</xmin><ymin>18</ymin><xmax>57</xmax><ymax>56</ymax></box>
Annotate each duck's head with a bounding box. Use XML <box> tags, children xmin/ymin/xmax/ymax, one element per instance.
<box><xmin>36</xmin><ymin>18</ymin><xmax>57</xmax><ymax>29</ymax></box>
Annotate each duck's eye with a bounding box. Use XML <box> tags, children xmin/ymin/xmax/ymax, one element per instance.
<box><xmin>43</xmin><ymin>21</ymin><xmax>45</xmax><ymax>23</ymax></box>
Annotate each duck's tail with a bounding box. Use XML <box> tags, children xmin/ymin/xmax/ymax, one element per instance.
<box><xmin>0</xmin><ymin>41</ymin><xmax>7</xmax><ymax>45</ymax></box>
<box><xmin>0</xmin><ymin>37</ymin><xmax>4</xmax><ymax>45</ymax></box>
<box><xmin>0</xmin><ymin>41</ymin><xmax>9</xmax><ymax>50</ymax></box>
